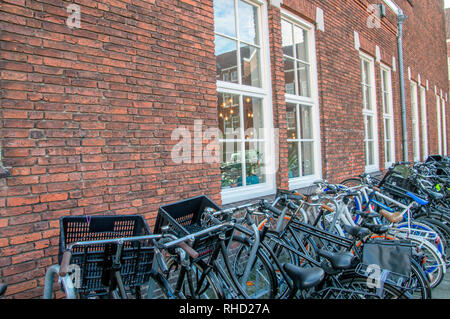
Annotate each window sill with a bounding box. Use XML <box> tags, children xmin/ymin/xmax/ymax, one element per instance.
<box><xmin>0</xmin><ymin>166</ymin><xmax>11</xmax><ymax>178</ymax></box>
<box><xmin>221</xmin><ymin>183</ymin><xmax>275</xmax><ymax>205</ymax></box>
<box><xmin>288</xmin><ymin>175</ymin><xmax>321</xmax><ymax>191</ymax></box>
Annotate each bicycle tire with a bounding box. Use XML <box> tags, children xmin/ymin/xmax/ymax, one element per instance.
<box><xmin>400</xmin><ymin>258</ymin><xmax>432</xmax><ymax>299</ymax></box>
<box><xmin>416</xmin><ymin>218</ymin><xmax>449</xmax><ymax>253</ymax></box>
<box><xmin>395</xmin><ymin>221</ymin><xmax>446</xmax><ymax>259</ymax></box>
<box><xmin>340</xmin><ymin>178</ymin><xmax>364</xmax><ymax>187</ymax></box>
<box><xmin>407</xmin><ymin>235</ymin><xmax>445</xmax><ymax>288</ymax></box>
<box><xmin>227</xmin><ymin>235</ymin><xmax>278</xmax><ymax>299</ymax></box>
<box><xmin>164</xmin><ymin>257</ymin><xmax>221</xmax><ymax>299</ymax></box>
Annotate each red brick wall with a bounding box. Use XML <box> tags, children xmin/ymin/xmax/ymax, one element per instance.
<box><xmin>401</xmin><ymin>0</ymin><xmax>449</xmax><ymax>159</ymax></box>
<box><xmin>281</xmin><ymin>0</ymin><xmax>448</xmax><ymax>182</ymax></box>
<box><xmin>0</xmin><ymin>0</ymin><xmax>220</xmax><ymax>298</ymax></box>
<box><xmin>0</xmin><ymin>0</ymin><xmax>448</xmax><ymax>298</ymax></box>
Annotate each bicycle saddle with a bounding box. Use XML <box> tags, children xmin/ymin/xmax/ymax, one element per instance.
<box><xmin>342</xmin><ymin>225</ymin><xmax>371</xmax><ymax>239</ymax></box>
<box><xmin>379</xmin><ymin>209</ymin><xmax>404</xmax><ymax>223</ymax></box>
<box><xmin>0</xmin><ymin>283</ymin><xmax>7</xmax><ymax>297</ymax></box>
<box><xmin>317</xmin><ymin>249</ymin><xmax>355</xmax><ymax>270</ymax></box>
<box><xmin>425</xmin><ymin>189</ymin><xmax>444</xmax><ymax>200</ymax></box>
<box><xmin>361</xmin><ymin>223</ymin><xmax>389</xmax><ymax>235</ymax></box>
<box><xmin>282</xmin><ymin>263</ymin><xmax>325</xmax><ymax>290</ymax></box>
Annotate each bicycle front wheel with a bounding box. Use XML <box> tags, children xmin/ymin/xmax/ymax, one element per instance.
<box><xmin>227</xmin><ymin>235</ymin><xmax>277</xmax><ymax>299</ymax></box>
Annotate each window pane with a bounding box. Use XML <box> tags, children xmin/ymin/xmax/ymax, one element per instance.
<box><xmin>243</xmin><ymin>96</ymin><xmax>264</xmax><ymax>139</ymax></box>
<box><xmin>294</xmin><ymin>25</ymin><xmax>308</xmax><ymax>62</ymax></box>
<box><xmin>383</xmin><ymin>92</ymin><xmax>390</xmax><ymax>114</ymax></box>
<box><xmin>360</xmin><ymin>60</ymin><xmax>366</xmax><ymax>84</ymax></box>
<box><xmin>284</xmin><ymin>57</ymin><xmax>296</xmax><ymax>95</ymax></box>
<box><xmin>288</xmin><ymin>142</ymin><xmax>300</xmax><ymax>178</ymax></box>
<box><xmin>299</xmin><ymin>105</ymin><xmax>313</xmax><ymax>139</ymax></box>
<box><xmin>297</xmin><ymin>62</ymin><xmax>310</xmax><ymax>97</ymax></box>
<box><xmin>382</xmin><ymin>70</ymin><xmax>388</xmax><ymax>92</ymax></box>
<box><xmin>221</xmin><ymin>141</ymin><xmax>243</xmax><ymax>188</ymax></box>
<box><xmin>245</xmin><ymin>141</ymin><xmax>265</xmax><ymax>185</ymax></box>
<box><xmin>238</xmin><ymin>0</ymin><xmax>259</xmax><ymax>45</ymax></box>
<box><xmin>214</xmin><ymin>0</ymin><xmax>236</xmax><ymax>38</ymax></box>
<box><xmin>281</xmin><ymin>19</ymin><xmax>294</xmax><ymax>57</ymax></box>
<box><xmin>301</xmin><ymin>141</ymin><xmax>314</xmax><ymax>176</ymax></box>
<box><xmin>215</xmin><ymin>36</ymin><xmax>238</xmax><ymax>83</ymax></box>
<box><xmin>286</xmin><ymin>103</ymin><xmax>297</xmax><ymax>140</ymax></box>
<box><xmin>218</xmin><ymin>93</ymin><xmax>240</xmax><ymax>139</ymax></box>
<box><xmin>385</xmin><ymin>140</ymin><xmax>392</xmax><ymax>163</ymax></box>
<box><xmin>363</xmin><ymin>85</ymin><xmax>371</xmax><ymax>110</ymax></box>
<box><xmin>367</xmin><ymin>141</ymin><xmax>374</xmax><ymax>166</ymax></box>
<box><xmin>384</xmin><ymin>118</ymin><xmax>391</xmax><ymax>140</ymax></box>
<box><xmin>240</xmin><ymin>43</ymin><xmax>261</xmax><ymax>87</ymax></box>
<box><xmin>363</xmin><ymin>60</ymin><xmax>371</xmax><ymax>85</ymax></box>
<box><xmin>366</xmin><ymin>115</ymin><xmax>374</xmax><ymax>140</ymax></box>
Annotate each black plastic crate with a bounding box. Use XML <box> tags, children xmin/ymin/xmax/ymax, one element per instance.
<box><xmin>154</xmin><ymin>195</ymin><xmax>231</xmax><ymax>261</ymax></box>
<box><xmin>58</xmin><ymin>215</ymin><xmax>154</xmax><ymax>295</ymax></box>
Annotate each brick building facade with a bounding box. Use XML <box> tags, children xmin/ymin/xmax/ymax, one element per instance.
<box><xmin>0</xmin><ymin>0</ymin><xmax>448</xmax><ymax>298</ymax></box>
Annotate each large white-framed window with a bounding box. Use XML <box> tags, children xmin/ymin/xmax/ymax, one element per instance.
<box><xmin>380</xmin><ymin>65</ymin><xmax>395</xmax><ymax>168</ymax></box>
<box><xmin>419</xmin><ymin>86</ymin><xmax>428</xmax><ymax>160</ymax></box>
<box><xmin>214</xmin><ymin>0</ymin><xmax>275</xmax><ymax>204</ymax></box>
<box><xmin>441</xmin><ymin>97</ymin><xmax>447</xmax><ymax>156</ymax></box>
<box><xmin>410</xmin><ymin>81</ymin><xmax>420</xmax><ymax>161</ymax></box>
<box><xmin>281</xmin><ymin>12</ymin><xmax>322</xmax><ymax>190</ymax></box>
<box><xmin>360</xmin><ymin>53</ymin><xmax>379</xmax><ymax>172</ymax></box>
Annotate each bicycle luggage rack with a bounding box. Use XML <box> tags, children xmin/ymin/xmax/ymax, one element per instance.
<box><xmin>57</xmin><ymin>215</ymin><xmax>154</xmax><ymax>297</ymax></box>
<box><xmin>154</xmin><ymin>195</ymin><xmax>233</xmax><ymax>262</ymax></box>
<box><xmin>318</xmin><ymin>286</ymin><xmax>381</xmax><ymax>299</ymax></box>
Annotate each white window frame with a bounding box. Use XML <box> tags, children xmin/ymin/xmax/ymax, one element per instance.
<box><xmin>437</xmin><ymin>96</ymin><xmax>442</xmax><ymax>155</ymax></box>
<box><xmin>281</xmin><ymin>11</ymin><xmax>322</xmax><ymax>190</ymax></box>
<box><xmin>380</xmin><ymin>64</ymin><xmax>395</xmax><ymax>168</ymax></box>
<box><xmin>419</xmin><ymin>86</ymin><xmax>428</xmax><ymax>160</ymax></box>
<box><xmin>410</xmin><ymin>81</ymin><xmax>420</xmax><ymax>161</ymax></box>
<box><xmin>360</xmin><ymin>52</ymin><xmax>379</xmax><ymax>173</ymax></box>
<box><xmin>441</xmin><ymin>97</ymin><xmax>447</xmax><ymax>156</ymax></box>
<box><xmin>216</xmin><ymin>0</ymin><xmax>276</xmax><ymax>204</ymax></box>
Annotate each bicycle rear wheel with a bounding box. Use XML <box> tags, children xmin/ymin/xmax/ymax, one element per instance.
<box><xmin>336</xmin><ymin>274</ymin><xmax>410</xmax><ymax>299</ymax></box>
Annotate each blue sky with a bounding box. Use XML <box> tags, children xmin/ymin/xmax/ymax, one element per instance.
<box><xmin>446</xmin><ymin>0</ymin><xmax>450</xmax><ymax>8</ymax></box>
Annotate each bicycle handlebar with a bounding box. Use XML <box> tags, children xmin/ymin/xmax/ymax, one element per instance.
<box><xmin>260</xmin><ymin>200</ymin><xmax>283</xmax><ymax>217</ymax></box>
<box><xmin>58</xmin><ymin>226</ymin><xmax>222</xmax><ymax>277</ymax></box>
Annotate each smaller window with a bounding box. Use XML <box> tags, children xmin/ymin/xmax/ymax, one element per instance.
<box><xmin>360</xmin><ymin>54</ymin><xmax>379</xmax><ymax>172</ymax></box>
<box><xmin>381</xmin><ymin>66</ymin><xmax>395</xmax><ymax>167</ymax></box>
<box><xmin>282</xmin><ymin>19</ymin><xmax>311</xmax><ymax>98</ymax></box>
<box><xmin>410</xmin><ymin>82</ymin><xmax>420</xmax><ymax>161</ymax></box>
<box><xmin>419</xmin><ymin>87</ymin><xmax>428</xmax><ymax>160</ymax></box>
<box><xmin>441</xmin><ymin>98</ymin><xmax>447</xmax><ymax>156</ymax></box>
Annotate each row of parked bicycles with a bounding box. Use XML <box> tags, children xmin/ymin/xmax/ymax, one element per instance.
<box><xmin>40</xmin><ymin>155</ymin><xmax>449</xmax><ymax>299</ymax></box>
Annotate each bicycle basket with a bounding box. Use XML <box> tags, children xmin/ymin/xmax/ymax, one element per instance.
<box><xmin>356</xmin><ymin>239</ymin><xmax>413</xmax><ymax>289</ymax></box>
<box><xmin>383</xmin><ymin>174</ymin><xmax>418</xmax><ymax>193</ymax></box>
<box><xmin>154</xmin><ymin>195</ymin><xmax>231</xmax><ymax>261</ymax></box>
<box><xmin>58</xmin><ymin>215</ymin><xmax>154</xmax><ymax>296</ymax></box>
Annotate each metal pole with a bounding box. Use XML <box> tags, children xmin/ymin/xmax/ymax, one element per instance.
<box><xmin>396</xmin><ymin>12</ymin><xmax>408</xmax><ymax>161</ymax></box>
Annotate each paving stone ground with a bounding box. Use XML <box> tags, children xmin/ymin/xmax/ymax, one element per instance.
<box><xmin>432</xmin><ymin>271</ymin><xmax>450</xmax><ymax>299</ymax></box>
